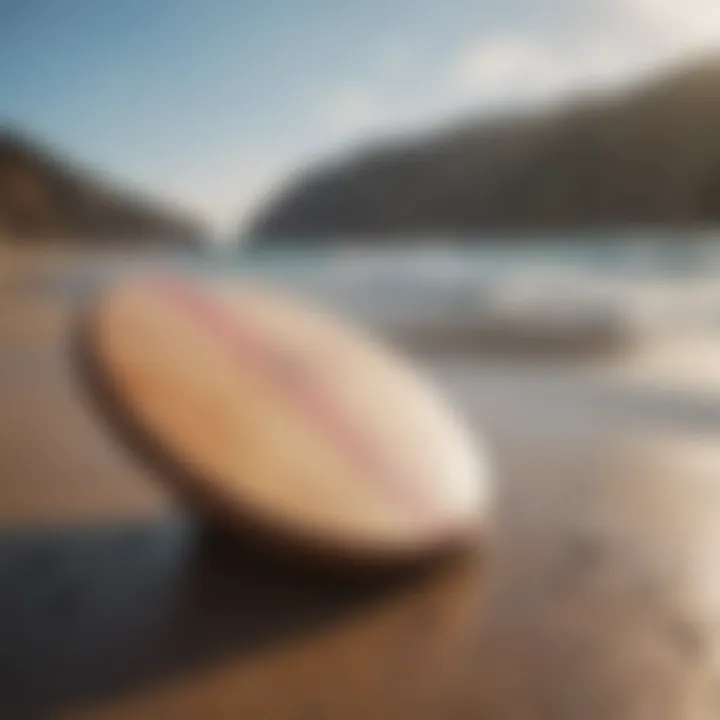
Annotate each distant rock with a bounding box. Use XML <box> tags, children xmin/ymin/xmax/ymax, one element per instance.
<box><xmin>250</xmin><ymin>57</ymin><xmax>720</xmax><ymax>243</ymax></box>
<box><xmin>0</xmin><ymin>129</ymin><xmax>205</xmax><ymax>246</ymax></box>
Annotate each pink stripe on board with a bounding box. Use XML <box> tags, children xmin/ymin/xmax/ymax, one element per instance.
<box><xmin>153</xmin><ymin>277</ymin><xmax>438</xmax><ymax>523</ymax></box>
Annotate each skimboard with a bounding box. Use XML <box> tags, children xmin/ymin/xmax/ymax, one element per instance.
<box><xmin>76</xmin><ymin>276</ymin><xmax>490</xmax><ymax>566</ymax></box>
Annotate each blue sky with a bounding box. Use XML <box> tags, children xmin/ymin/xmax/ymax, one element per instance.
<box><xmin>1</xmin><ymin>0</ymin><xmax>719</xmax><ymax>230</ymax></box>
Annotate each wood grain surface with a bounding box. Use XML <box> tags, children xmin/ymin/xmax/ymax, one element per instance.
<box><xmin>2</xmin><ymin>283</ymin><xmax>720</xmax><ymax>719</ymax></box>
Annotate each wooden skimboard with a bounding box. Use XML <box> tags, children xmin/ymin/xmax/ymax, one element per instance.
<box><xmin>76</xmin><ymin>276</ymin><xmax>490</xmax><ymax>566</ymax></box>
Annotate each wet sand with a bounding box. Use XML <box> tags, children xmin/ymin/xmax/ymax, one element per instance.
<box><xmin>3</xmin><ymin>258</ymin><xmax>720</xmax><ymax>719</ymax></box>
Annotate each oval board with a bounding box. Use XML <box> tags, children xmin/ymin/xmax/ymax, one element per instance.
<box><xmin>77</xmin><ymin>276</ymin><xmax>490</xmax><ymax>565</ymax></box>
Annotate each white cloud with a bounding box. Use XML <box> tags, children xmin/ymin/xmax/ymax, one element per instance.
<box><xmin>449</xmin><ymin>0</ymin><xmax>720</xmax><ymax>113</ymax></box>
<box><xmin>625</xmin><ymin>0</ymin><xmax>720</xmax><ymax>50</ymax></box>
<box><xmin>450</xmin><ymin>35</ymin><xmax>645</xmax><ymax>112</ymax></box>
<box><xmin>320</xmin><ymin>87</ymin><xmax>387</xmax><ymax>136</ymax></box>
<box><xmin>452</xmin><ymin>38</ymin><xmax>571</xmax><ymax>106</ymax></box>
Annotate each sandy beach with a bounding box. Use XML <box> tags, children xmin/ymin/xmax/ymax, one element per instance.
<box><xmin>3</xmin><ymin>250</ymin><xmax>720</xmax><ymax>718</ymax></box>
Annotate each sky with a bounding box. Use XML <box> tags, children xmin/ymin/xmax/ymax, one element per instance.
<box><xmin>1</xmin><ymin>0</ymin><xmax>720</xmax><ymax>232</ymax></box>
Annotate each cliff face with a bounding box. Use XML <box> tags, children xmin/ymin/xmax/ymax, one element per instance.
<box><xmin>0</xmin><ymin>130</ymin><xmax>204</xmax><ymax>245</ymax></box>
<box><xmin>250</xmin><ymin>59</ymin><xmax>720</xmax><ymax>243</ymax></box>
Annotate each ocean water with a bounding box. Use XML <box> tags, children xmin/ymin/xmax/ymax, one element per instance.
<box><xmin>7</xmin><ymin>232</ymin><xmax>720</xmax><ymax>335</ymax></box>
<box><xmin>172</xmin><ymin>234</ymin><xmax>714</xmax><ymax>337</ymax></box>
<box><xmin>212</xmin><ymin>233</ymin><xmax>720</xmax><ymax>297</ymax></box>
